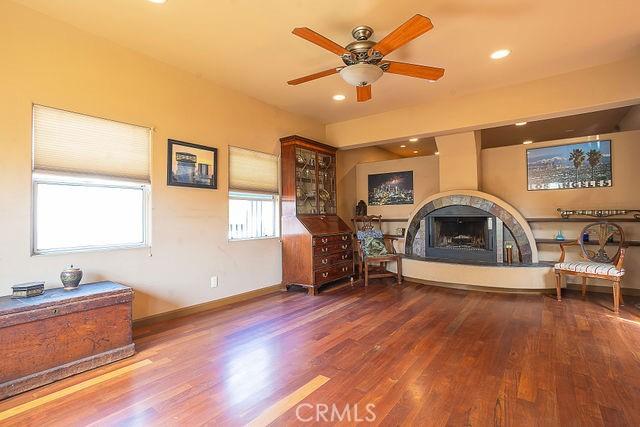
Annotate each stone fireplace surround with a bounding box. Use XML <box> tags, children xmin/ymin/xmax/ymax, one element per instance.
<box><xmin>404</xmin><ymin>190</ymin><xmax>539</xmax><ymax>264</ymax></box>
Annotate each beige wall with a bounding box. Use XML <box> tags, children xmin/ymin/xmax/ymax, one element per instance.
<box><xmin>482</xmin><ymin>130</ymin><xmax>640</xmax><ymax>289</ymax></box>
<box><xmin>336</xmin><ymin>147</ymin><xmax>400</xmax><ymax>225</ymax></box>
<box><xmin>435</xmin><ymin>131</ymin><xmax>481</xmax><ymax>191</ymax></box>
<box><xmin>325</xmin><ymin>55</ymin><xmax>640</xmax><ymax>148</ymax></box>
<box><xmin>620</xmin><ymin>105</ymin><xmax>640</xmax><ymax>131</ymax></box>
<box><xmin>355</xmin><ymin>156</ymin><xmax>440</xmax><ymax>220</ymax></box>
<box><xmin>0</xmin><ymin>2</ymin><xmax>324</xmax><ymax>319</ymax></box>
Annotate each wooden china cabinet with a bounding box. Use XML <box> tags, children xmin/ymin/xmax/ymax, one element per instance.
<box><xmin>280</xmin><ymin>135</ymin><xmax>354</xmax><ymax>295</ymax></box>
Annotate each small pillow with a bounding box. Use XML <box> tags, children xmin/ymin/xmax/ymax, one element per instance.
<box><xmin>357</xmin><ymin>230</ymin><xmax>388</xmax><ymax>257</ymax></box>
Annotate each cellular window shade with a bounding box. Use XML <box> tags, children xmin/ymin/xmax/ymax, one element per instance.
<box><xmin>33</xmin><ymin>105</ymin><xmax>151</xmax><ymax>182</ymax></box>
<box><xmin>229</xmin><ymin>146</ymin><xmax>279</xmax><ymax>194</ymax></box>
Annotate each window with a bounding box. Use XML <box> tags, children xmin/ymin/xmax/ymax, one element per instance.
<box><xmin>228</xmin><ymin>192</ymin><xmax>278</xmax><ymax>240</ymax></box>
<box><xmin>228</xmin><ymin>147</ymin><xmax>279</xmax><ymax>240</ymax></box>
<box><xmin>32</xmin><ymin>105</ymin><xmax>151</xmax><ymax>254</ymax></box>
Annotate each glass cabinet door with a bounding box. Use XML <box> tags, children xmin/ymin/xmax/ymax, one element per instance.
<box><xmin>295</xmin><ymin>147</ymin><xmax>318</xmax><ymax>214</ymax></box>
<box><xmin>317</xmin><ymin>152</ymin><xmax>336</xmax><ymax>215</ymax></box>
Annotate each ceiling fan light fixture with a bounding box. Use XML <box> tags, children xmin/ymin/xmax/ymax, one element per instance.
<box><xmin>339</xmin><ymin>63</ymin><xmax>383</xmax><ymax>87</ymax></box>
<box><xmin>332</xmin><ymin>94</ymin><xmax>346</xmax><ymax>101</ymax></box>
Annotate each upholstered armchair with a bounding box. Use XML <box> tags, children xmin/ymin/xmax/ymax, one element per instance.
<box><xmin>352</xmin><ymin>215</ymin><xmax>403</xmax><ymax>287</ymax></box>
<box><xmin>554</xmin><ymin>221</ymin><xmax>627</xmax><ymax>313</ymax></box>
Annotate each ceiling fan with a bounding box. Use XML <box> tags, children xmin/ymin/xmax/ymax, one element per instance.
<box><xmin>287</xmin><ymin>14</ymin><xmax>445</xmax><ymax>102</ymax></box>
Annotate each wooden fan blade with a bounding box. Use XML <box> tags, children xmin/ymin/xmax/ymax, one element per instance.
<box><xmin>383</xmin><ymin>61</ymin><xmax>444</xmax><ymax>81</ymax></box>
<box><xmin>287</xmin><ymin>67</ymin><xmax>342</xmax><ymax>85</ymax></box>
<box><xmin>356</xmin><ymin>85</ymin><xmax>371</xmax><ymax>102</ymax></box>
<box><xmin>292</xmin><ymin>27</ymin><xmax>350</xmax><ymax>56</ymax></box>
<box><xmin>370</xmin><ymin>14</ymin><xmax>433</xmax><ymax>56</ymax></box>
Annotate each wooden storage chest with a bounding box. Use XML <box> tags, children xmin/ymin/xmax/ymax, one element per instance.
<box><xmin>0</xmin><ymin>281</ymin><xmax>134</xmax><ymax>400</ymax></box>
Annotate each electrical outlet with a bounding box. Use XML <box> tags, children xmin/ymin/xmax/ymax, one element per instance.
<box><xmin>210</xmin><ymin>276</ymin><xmax>218</xmax><ymax>288</ymax></box>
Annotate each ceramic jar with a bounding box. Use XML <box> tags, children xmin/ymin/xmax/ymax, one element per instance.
<box><xmin>60</xmin><ymin>265</ymin><xmax>83</xmax><ymax>290</ymax></box>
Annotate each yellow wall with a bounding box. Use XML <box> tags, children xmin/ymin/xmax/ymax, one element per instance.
<box><xmin>336</xmin><ymin>147</ymin><xmax>400</xmax><ymax>225</ymax></box>
<box><xmin>435</xmin><ymin>132</ymin><xmax>481</xmax><ymax>191</ymax></box>
<box><xmin>482</xmin><ymin>130</ymin><xmax>640</xmax><ymax>289</ymax></box>
<box><xmin>326</xmin><ymin>55</ymin><xmax>640</xmax><ymax>148</ymax></box>
<box><xmin>355</xmin><ymin>156</ymin><xmax>440</xmax><ymax>220</ymax></box>
<box><xmin>0</xmin><ymin>1</ymin><xmax>324</xmax><ymax>319</ymax></box>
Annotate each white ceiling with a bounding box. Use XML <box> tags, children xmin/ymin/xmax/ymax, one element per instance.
<box><xmin>14</xmin><ymin>0</ymin><xmax>640</xmax><ymax>124</ymax></box>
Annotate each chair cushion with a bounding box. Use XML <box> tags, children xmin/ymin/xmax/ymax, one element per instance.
<box><xmin>357</xmin><ymin>230</ymin><xmax>388</xmax><ymax>257</ymax></box>
<box><xmin>554</xmin><ymin>261</ymin><xmax>625</xmax><ymax>277</ymax></box>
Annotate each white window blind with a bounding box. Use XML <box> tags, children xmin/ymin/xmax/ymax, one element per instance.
<box><xmin>229</xmin><ymin>146</ymin><xmax>278</xmax><ymax>194</ymax></box>
<box><xmin>33</xmin><ymin>105</ymin><xmax>151</xmax><ymax>182</ymax></box>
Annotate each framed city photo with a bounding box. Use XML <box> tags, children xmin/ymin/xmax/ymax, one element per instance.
<box><xmin>368</xmin><ymin>171</ymin><xmax>414</xmax><ymax>205</ymax></box>
<box><xmin>167</xmin><ymin>139</ymin><xmax>218</xmax><ymax>189</ymax></box>
<box><xmin>526</xmin><ymin>140</ymin><xmax>612</xmax><ymax>191</ymax></box>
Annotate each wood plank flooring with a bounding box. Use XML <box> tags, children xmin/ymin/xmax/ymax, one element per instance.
<box><xmin>1</xmin><ymin>280</ymin><xmax>639</xmax><ymax>426</ymax></box>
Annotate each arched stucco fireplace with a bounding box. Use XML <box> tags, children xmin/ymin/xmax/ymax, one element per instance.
<box><xmin>404</xmin><ymin>190</ymin><xmax>539</xmax><ymax>264</ymax></box>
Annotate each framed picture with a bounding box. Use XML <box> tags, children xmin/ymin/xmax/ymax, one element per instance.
<box><xmin>526</xmin><ymin>140</ymin><xmax>612</xmax><ymax>191</ymax></box>
<box><xmin>167</xmin><ymin>139</ymin><xmax>218</xmax><ymax>189</ymax></box>
<box><xmin>368</xmin><ymin>171</ymin><xmax>414</xmax><ymax>205</ymax></box>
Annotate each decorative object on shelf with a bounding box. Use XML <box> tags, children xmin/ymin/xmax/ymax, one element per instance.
<box><xmin>555</xmin><ymin>230</ymin><xmax>565</xmax><ymax>241</ymax></box>
<box><xmin>582</xmin><ymin>231</ymin><xmax>590</xmax><ymax>243</ymax></box>
<box><xmin>396</xmin><ymin>227</ymin><xmax>406</xmax><ymax>237</ymax></box>
<box><xmin>60</xmin><ymin>265</ymin><xmax>83</xmax><ymax>290</ymax></box>
<box><xmin>356</xmin><ymin>200</ymin><xmax>367</xmax><ymax>216</ymax></box>
<box><xmin>504</xmin><ymin>244</ymin><xmax>513</xmax><ymax>264</ymax></box>
<box><xmin>11</xmin><ymin>282</ymin><xmax>45</xmax><ymax>298</ymax></box>
<box><xmin>167</xmin><ymin>139</ymin><xmax>218</xmax><ymax>189</ymax></box>
<box><xmin>557</xmin><ymin>208</ymin><xmax>640</xmax><ymax>220</ymax></box>
<box><xmin>527</xmin><ymin>140</ymin><xmax>612</xmax><ymax>191</ymax></box>
<box><xmin>368</xmin><ymin>171</ymin><xmax>414</xmax><ymax>205</ymax></box>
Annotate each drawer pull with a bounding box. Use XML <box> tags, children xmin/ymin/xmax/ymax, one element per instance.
<box><xmin>321</xmin><ymin>259</ymin><xmax>328</xmax><ymax>265</ymax></box>
<box><xmin>341</xmin><ymin>235</ymin><xmax>348</xmax><ymax>241</ymax></box>
<box><xmin>341</xmin><ymin>254</ymin><xmax>348</xmax><ymax>260</ymax></box>
<box><xmin>342</xmin><ymin>267</ymin><xmax>348</xmax><ymax>272</ymax></box>
<box><xmin>341</xmin><ymin>244</ymin><xmax>348</xmax><ymax>250</ymax></box>
<box><xmin>321</xmin><ymin>238</ymin><xmax>328</xmax><ymax>244</ymax></box>
<box><xmin>321</xmin><ymin>247</ymin><xmax>329</xmax><ymax>253</ymax></box>
<box><xmin>322</xmin><ymin>272</ymin><xmax>329</xmax><ymax>278</ymax></box>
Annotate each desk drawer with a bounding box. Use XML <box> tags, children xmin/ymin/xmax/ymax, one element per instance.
<box><xmin>313</xmin><ymin>241</ymin><xmax>352</xmax><ymax>257</ymax></box>
<box><xmin>314</xmin><ymin>261</ymin><xmax>353</xmax><ymax>285</ymax></box>
<box><xmin>313</xmin><ymin>233</ymin><xmax>351</xmax><ymax>246</ymax></box>
<box><xmin>314</xmin><ymin>251</ymin><xmax>353</xmax><ymax>269</ymax></box>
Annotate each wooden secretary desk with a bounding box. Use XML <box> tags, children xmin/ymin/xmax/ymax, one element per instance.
<box><xmin>280</xmin><ymin>135</ymin><xmax>354</xmax><ymax>295</ymax></box>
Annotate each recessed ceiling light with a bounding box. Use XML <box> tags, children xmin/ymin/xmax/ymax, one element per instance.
<box><xmin>434</xmin><ymin>151</ymin><xmax>440</xmax><ymax>155</ymax></box>
<box><xmin>409</xmin><ymin>138</ymin><xmax>418</xmax><ymax>142</ymax></box>
<box><xmin>523</xmin><ymin>140</ymin><xmax>533</xmax><ymax>145</ymax></box>
<box><xmin>490</xmin><ymin>49</ymin><xmax>511</xmax><ymax>60</ymax></box>
<box><xmin>147</xmin><ymin>0</ymin><xmax>167</xmax><ymax>3</ymax></box>
<box><xmin>413</xmin><ymin>150</ymin><xmax>419</xmax><ymax>154</ymax></box>
<box><xmin>400</xmin><ymin>144</ymin><xmax>406</xmax><ymax>148</ymax></box>
<box><xmin>515</xmin><ymin>121</ymin><xmax>527</xmax><ymax>126</ymax></box>
<box><xmin>332</xmin><ymin>94</ymin><xmax>346</xmax><ymax>101</ymax></box>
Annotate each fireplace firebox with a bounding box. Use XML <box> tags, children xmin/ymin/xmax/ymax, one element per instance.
<box><xmin>426</xmin><ymin>205</ymin><xmax>497</xmax><ymax>262</ymax></box>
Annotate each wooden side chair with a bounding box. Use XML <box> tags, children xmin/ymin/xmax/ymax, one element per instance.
<box><xmin>554</xmin><ymin>221</ymin><xmax>627</xmax><ymax>313</ymax></box>
<box><xmin>352</xmin><ymin>215</ymin><xmax>403</xmax><ymax>287</ymax></box>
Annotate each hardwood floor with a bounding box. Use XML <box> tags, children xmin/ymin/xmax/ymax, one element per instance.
<box><xmin>1</xmin><ymin>280</ymin><xmax>640</xmax><ymax>426</ymax></box>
